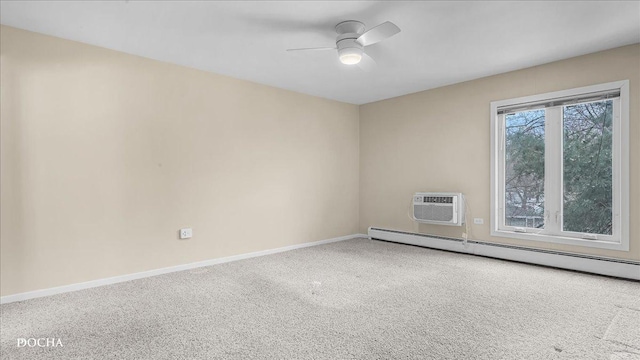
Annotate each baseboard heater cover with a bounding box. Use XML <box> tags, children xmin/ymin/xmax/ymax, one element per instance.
<box><xmin>368</xmin><ymin>227</ymin><xmax>640</xmax><ymax>281</ymax></box>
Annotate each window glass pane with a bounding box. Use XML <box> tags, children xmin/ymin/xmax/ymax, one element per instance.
<box><xmin>563</xmin><ymin>100</ymin><xmax>613</xmax><ymax>235</ymax></box>
<box><xmin>505</xmin><ymin>110</ymin><xmax>545</xmax><ymax>229</ymax></box>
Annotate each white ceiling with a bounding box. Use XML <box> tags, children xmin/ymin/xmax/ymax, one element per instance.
<box><xmin>1</xmin><ymin>1</ymin><xmax>639</xmax><ymax>104</ymax></box>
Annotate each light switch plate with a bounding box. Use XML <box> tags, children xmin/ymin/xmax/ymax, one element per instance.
<box><xmin>473</xmin><ymin>218</ymin><xmax>484</xmax><ymax>225</ymax></box>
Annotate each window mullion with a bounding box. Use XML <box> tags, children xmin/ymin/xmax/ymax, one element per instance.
<box><xmin>498</xmin><ymin>114</ymin><xmax>506</xmax><ymax>230</ymax></box>
<box><xmin>544</xmin><ymin>107</ymin><xmax>562</xmax><ymax>235</ymax></box>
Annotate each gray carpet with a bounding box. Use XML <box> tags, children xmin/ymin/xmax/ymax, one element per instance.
<box><xmin>1</xmin><ymin>238</ymin><xmax>639</xmax><ymax>359</ymax></box>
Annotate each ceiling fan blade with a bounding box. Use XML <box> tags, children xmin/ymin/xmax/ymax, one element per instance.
<box><xmin>357</xmin><ymin>53</ymin><xmax>377</xmax><ymax>72</ymax></box>
<box><xmin>286</xmin><ymin>47</ymin><xmax>336</xmax><ymax>52</ymax></box>
<box><xmin>355</xmin><ymin>21</ymin><xmax>401</xmax><ymax>47</ymax></box>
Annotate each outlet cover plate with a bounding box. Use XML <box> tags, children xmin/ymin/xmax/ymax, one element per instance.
<box><xmin>179</xmin><ymin>228</ymin><xmax>193</xmax><ymax>239</ymax></box>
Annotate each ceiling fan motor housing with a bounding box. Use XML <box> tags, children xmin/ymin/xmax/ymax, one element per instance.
<box><xmin>335</xmin><ymin>20</ymin><xmax>365</xmax><ymax>64</ymax></box>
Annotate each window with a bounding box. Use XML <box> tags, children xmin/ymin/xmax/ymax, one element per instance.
<box><xmin>491</xmin><ymin>81</ymin><xmax>629</xmax><ymax>251</ymax></box>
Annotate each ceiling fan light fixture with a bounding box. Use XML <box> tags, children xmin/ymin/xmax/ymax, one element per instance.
<box><xmin>338</xmin><ymin>47</ymin><xmax>363</xmax><ymax>65</ymax></box>
<box><xmin>286</xmin><ymin>20</ymin><xmax>400</xmax><ymax>70</ymax></box>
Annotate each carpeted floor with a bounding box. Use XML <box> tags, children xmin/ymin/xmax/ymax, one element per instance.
<box><xmin>1</xmin><ymin>238</ymin><xmax>639</xmax><ymax>359</ymax></box>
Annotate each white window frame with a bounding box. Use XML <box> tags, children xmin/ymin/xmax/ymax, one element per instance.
<box><xmin>490</xmin><ymin>80</ymin><xmax>629</xmax><ymax>251</ymax></box>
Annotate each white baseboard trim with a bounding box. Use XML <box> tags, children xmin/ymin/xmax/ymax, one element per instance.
<box><xmin>369</xmin><ymin>227</ymin><xmax>640</xmax><ymax>281</ymax></box>
<box><xmin>0</xmin><ymin>233</ymin><xmax>367</xmax><ymax>305</ymax></box>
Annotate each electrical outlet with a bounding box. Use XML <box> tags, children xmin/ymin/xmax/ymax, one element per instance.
<box><xmin>179</xmin><ymin>228</ymin><xmax>192</xmax><ymax>239</ymax></box>
<box><xmin>473</xmin><ymin>218</ymin><xmax>484</xmax><ymax>225</ymax></box>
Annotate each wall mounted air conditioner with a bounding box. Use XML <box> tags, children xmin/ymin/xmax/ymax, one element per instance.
<box><xmin>412</xmin><ymin>192</ymin><xmax>465</xmax><ymax>226</ymax></box>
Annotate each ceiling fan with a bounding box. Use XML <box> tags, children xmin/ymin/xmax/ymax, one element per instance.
<box><xmin>286</xmin><ymin>20</ymin><xmax>401</xmax><ymax>70</ymax></box>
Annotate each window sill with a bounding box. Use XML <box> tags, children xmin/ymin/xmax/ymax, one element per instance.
<box><xmin>490</xmin><ymin>229</ymin><xmax>628</xmax><ymax>251</ymax></box>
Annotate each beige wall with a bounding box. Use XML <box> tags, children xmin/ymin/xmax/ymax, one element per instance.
<box><xmin>360</xmin><ymin>44</ymin><xmax>640</xmax><ymax>260</ymax></box>
<box><xmin>0</xmin><ymin>26</ymin><xmax>360</xmax><ymax>297</ymax></box>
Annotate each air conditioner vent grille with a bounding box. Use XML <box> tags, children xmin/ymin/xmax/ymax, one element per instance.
<box><xmin>414</xmin><ymin>204</ymin><xmax>454</xmax><ymax>222</ymax></box>
<box><xmin>424</xmin><ymin>196</ymin><xmax>453</xmax><ymax>204</ymax></box>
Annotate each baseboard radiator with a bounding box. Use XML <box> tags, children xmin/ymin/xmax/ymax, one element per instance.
<box><xmin>368</xmin><ymin>227</ymin><xmax>640</xmax><ymax>281</ymax></box>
